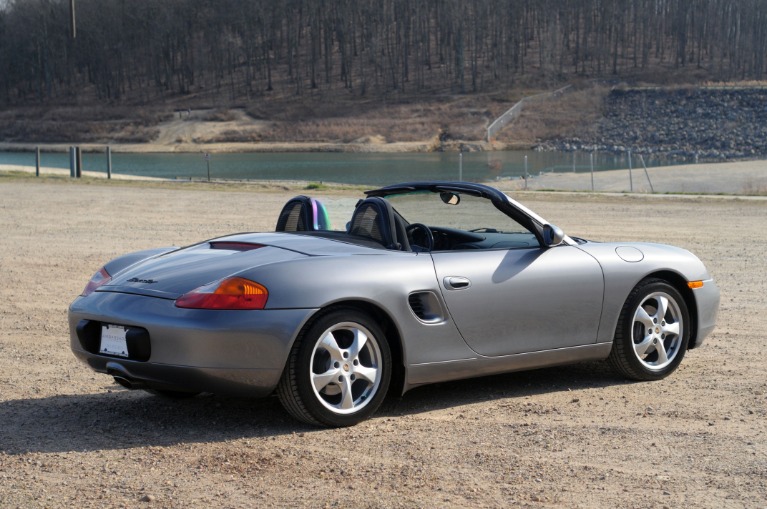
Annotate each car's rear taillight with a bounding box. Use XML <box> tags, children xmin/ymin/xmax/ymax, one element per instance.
<box><xmin>81</xmin><ymin>267</ymin><xmax>111</xmax><ymax>297</ymax></box>
<box><xmin>175</xmin><ymin>277</ymin><xmax>268</xmax><ymax>310</ymax></box>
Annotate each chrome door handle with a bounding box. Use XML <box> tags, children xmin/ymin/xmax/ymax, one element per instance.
<box><xmin>444</xmin><ymin>276</ymin><xmax>471</xmax><ymax>290</ymax></box>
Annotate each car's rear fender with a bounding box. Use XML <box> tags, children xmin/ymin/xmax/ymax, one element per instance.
<box><xmin>301</xmin><ymin>300</ymin><xmax>408</xmax><ymax>397</ymax></box>
<box><xmin>248</xmin><ymin>253</ymin><xmax>478</xmax><ymax>377</ymax></box>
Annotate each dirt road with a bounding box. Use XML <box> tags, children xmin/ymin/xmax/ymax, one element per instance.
<box><xmin>0</xmin><ymin>179</ymin><xmax>764</xmax><ymax>508</ymax></box>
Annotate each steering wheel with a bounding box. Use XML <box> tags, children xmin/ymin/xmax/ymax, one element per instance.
<box><xmin>406</xmin><ymin>223</ymin><xmax>434</xmax><ymax>252</ymax></box>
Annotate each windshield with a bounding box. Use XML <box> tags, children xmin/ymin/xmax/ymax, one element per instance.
<box><xmin>386</xmin><ymin>191</ymin><xmax>540</xmax><ymax>251</ymax></box>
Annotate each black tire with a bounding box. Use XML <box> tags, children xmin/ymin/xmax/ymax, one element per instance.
<box><xmin>277</xmin><ymin>308</ymin><xmax>392</xmax><ymax>427</ymax></box>
<box><xmin>609</xmin><ymin>278</ymin><xmax>690</xmax><ymax>381</ymax></box>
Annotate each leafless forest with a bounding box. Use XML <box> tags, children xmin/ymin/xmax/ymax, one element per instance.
<box><xmin>2</xmin><ymin>0</ymin><xmax>767</xmax><ymax>106</ymax></box>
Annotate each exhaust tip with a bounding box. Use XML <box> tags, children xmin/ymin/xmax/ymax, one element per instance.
<box><xmin>112</xmin><ymin>375</ymin><xmax>136</xmax><ymax>390</ymax></box>
<box><xmin>106</xmin><ymin>362</ymin><xmax>145</xmax><ymax>390</ymax></box>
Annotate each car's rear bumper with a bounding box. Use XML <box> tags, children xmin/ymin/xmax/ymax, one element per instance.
<box><xmin>70</xmin><ymin>348</ymin><xmax>284</xmax><ymax>396</ymax></box>
<box><xmin>690</xmin><ymin>278</ymin><xmax>720</xmax><ymax>349</ymax></box>
<box><xmin>69</xmin><ymin>292</ymin><xmax>317</xmax><ymax>395</ymax></box>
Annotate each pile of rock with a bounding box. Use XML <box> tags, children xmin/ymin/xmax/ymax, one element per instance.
<box><xmin>539</xmin><ymin>87</ymin><xmax>767</xmax><ymax>160</ymax></box>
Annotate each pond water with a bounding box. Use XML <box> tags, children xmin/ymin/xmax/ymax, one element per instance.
<box><xmin>0</xmin><ymin>149</ymin><xmax>688</xmax><ymax>185</ymax></box>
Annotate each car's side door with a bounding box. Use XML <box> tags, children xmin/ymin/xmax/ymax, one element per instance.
<box><xmin>431</xmin><ymin>245</ymin><xmax>604</xmax><ymax>357</ymax></box>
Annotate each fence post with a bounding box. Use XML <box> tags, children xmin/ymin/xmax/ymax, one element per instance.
<box><xmin>106</xmin><ymin>146</ymin><xmax>112</xmax><ymax>179</ymax></box>
<box><xmin>639</xmin><ymin>154</ymin><xmax>655</xmax><ymax>193</ymax></box>
<box><xmin>75</xmin><ymin>146</ymin><xmax>82</xmax><ymax>178</ymax></box>
<box><xmin>524</xmin><ymin>155</ymin><xmax>528</xmax><ymax>190</ymax></box>
<box><xmin>590</xmin><ymin>152</ymin><xmax>595</xmax><ymax>192</ymax></box>
<box><xmin>69</xmin><ymin>147</ymin><xmax>76</xmax><ymax>178</ymax></box>
<box><xmin>35</xmin><ymin>147</ymin><xmax>41</xmax><ymax>177</ymax></box>
<box><xmin>459</xmin><ymin>152</ymin><xmax>463</xmax><ymax>181</ymax></box>
<box><xmin>628</xmin><ymin>150</ymin><xmax>634</xmax><ymax>192</ymax></box>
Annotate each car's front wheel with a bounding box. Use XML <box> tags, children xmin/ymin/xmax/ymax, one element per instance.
<box><xmin>609</xmin><ymin>278</ymin><xmax>690</xmax><ymax>381</ymax></box>
<box><xmin>277</xmin><ymin>308</ymin><xmax>391</xmax><ymax>427</ymax></box>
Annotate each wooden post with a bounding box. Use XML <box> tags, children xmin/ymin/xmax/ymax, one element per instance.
<box><xmin>106</xmin><ymin>146</ymin><xmax>112</xmax><ymax>179</ymax></box>
<box><xmin>35</xmin><ymin>147</ymin><xmax>41</xmax><ymax>177</ymax></box>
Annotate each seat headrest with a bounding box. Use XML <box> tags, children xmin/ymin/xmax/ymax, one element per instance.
<box><xmin>348</xmin><ymin>197</ymin><xmax>408</xmax><ymax>250</ymax></box>
<box><xmin>276</xmin><ymin>196</ymin><xmax>330</xmax><ymax>232</ymax></box>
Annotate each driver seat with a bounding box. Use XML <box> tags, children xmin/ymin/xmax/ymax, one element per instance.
<box><xmin>348</xmin><ymin>197</ymin><xmax>410</xmax><ymax>251</ymax></box>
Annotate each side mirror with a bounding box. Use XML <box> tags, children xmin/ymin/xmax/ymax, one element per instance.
<box><xmin>542</xmin><ymin>224</ymin><xmax>565</xmax><ymax>247</ymax></box>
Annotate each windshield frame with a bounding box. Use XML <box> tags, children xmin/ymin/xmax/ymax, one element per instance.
<box><xmin>366</xmin><ymin>181</ymin><xmax>548</xmax><ymax>246</ymax></box>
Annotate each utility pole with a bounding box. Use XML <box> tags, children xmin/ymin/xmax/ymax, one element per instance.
<box><xmin>69</xmin><ymin>0</ymin><xmax>76</xmax><ymax>39</ymax></box>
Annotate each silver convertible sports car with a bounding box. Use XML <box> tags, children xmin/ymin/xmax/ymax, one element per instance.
<box><xmin>69</xmin><ymin>182</ymin><xmax>719</xmax><ymax>427</ymax></box>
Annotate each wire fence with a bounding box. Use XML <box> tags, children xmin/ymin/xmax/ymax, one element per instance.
<box><xmin>486</xmin><ymin>85</ymin><xmax>573</xmax><ymax>142</ymax></box>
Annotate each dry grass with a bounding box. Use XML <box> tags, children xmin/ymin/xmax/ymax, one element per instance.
<box><xmin>198</xmin><ymin>109</ymin><xmax>241</xmax><ymax>122</ymax></box>
<box><xmin>494</xmin><ymin>85</ymin><xmax>608</xmax><ymax>144</ymax></box>
<box><xmin>242</xmin><ymin>92</ymin><xmax>519</xmax><ymax>143</ymax></box>
<box><xmin>0</xmin><ymin>93</ymin><xmax>514</xmax><ymax>146</ymax></box>
<box><xmin>0</xmin><ymin>87</ymin><xmax>602</xmax><ymax>147</ymax></box>
<box><xmin>0</xmin><ymin>105</ymin><xmax>170</xmax><ymax>143</ymax></box>
<box><xmin>741</xmin><ymin>177</ymin><xmax>767</xmax><ymax>196</ymax></box>
<box><xmin>0</xmin><ymin>169</ymin><xmax>368</xmax><ymax>195</ymax></box>
<box><xmin>702</xmin><ymin>80</ymin><xmax>767</xmax><ymax>88</ymax></box>
<box><xmin>0</xmin><ymin>86</ymin><xmax>575</xmax><ymax>147</ymax></box>
<box><xmin>201</xmin><ymin>129</ymin><xmax>265</xmax><ymax>143</ymax></box>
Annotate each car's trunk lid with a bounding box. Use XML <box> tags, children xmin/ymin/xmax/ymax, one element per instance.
<box><xmin>99</xmin><ymin>236</ymin><xmax>308</xmax><ymax>299</ymax></box>
<box><xmin>97</xmin><ymin>232</ymin><xmax>387</xmax><ymax>299</ymax></box>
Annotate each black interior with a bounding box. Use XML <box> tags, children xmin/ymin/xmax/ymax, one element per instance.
<box><xmin>278</xmin><ymin>194</ymin><xmax>541</xmax><ymax>252</ymax></box>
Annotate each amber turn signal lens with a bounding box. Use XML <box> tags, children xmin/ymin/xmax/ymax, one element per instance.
<box><xmin>215</xmin><ymin>277</ymin><xmax>267</xmax><ymax>297</ymax></box>
<box><xmin>687</xmin><ymin>280</ymin><xmax>704</xmax><ymax>289</ymax></box>
<box><xmin>175</xmin><ymin>277</ymin><xmax>268</xmax><ymax>310</ymax></box>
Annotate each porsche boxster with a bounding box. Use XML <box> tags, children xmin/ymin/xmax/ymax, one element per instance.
<box><xmin>68</xmin><ymin>181</ymin><xmax>719</xmax><ymax>427</ymax></box>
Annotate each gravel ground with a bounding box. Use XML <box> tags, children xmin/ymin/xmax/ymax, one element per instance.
<box><xmin>0</xmin><ymin>177</ymin><xmax>765</xmax><ymax>508</ymax></box>
<box><xmin>495</xmin><ymin>159</ymin><xmax>767</xmax><ymax>195</ymax></box>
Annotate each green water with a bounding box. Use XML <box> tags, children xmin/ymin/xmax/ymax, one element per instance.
<box><xmin>0</xmin><ymin>150</ymin><xmax>683</xmax><ymax>185</ymax></box>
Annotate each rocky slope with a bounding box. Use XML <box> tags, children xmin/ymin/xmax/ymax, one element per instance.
<box><xmin>542</xmin><ymin>87</ymin><xmax>767</xmax><ymax>160</ymax></box>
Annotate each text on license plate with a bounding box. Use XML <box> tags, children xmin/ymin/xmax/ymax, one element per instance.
<box><xmin>100</xmin><ymin>324</ymin><xmax>129</xmax><ymax>357</ymax></box>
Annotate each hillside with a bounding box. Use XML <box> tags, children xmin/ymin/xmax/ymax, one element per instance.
<box><xmin>3</xmin><ymin>1</ymin><xmax>767</xmax><ymax>156</ymax></box>
<box><xmin>4</xmin><ymin>84</ymin><xmax>767</xmax><ymax>163</ymax></box>
<box><xmin>2</xmin><ymin>1</ymin><xmax>766</xmax><ymax>107</ymax></box>
<box><xmin>516</xmin><ymin>85</ymin><xmax>767</xmax><ymax>160</ymax></box>
<box><xmin>0</xmin><ymin>92</ymin><xmax>517</xmax><ymax>152</ymax></box>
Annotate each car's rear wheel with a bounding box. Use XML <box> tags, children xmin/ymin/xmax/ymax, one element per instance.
<box><xmin>609</xmin><ymin>278</ymin><xmax>690</xmax><ymax>381</ymax></box>
<box><xmin>278</xmin><ymin>308</ymin><xmax>391</xmax><ymax>427</ymax></box>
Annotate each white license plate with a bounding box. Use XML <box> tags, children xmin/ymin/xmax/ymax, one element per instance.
<box><xmin>100</xmin><ymin>324</ymin><xmax>129</xmax><ymax>357</ymax></box>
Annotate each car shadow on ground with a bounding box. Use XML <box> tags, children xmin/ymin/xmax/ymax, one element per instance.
<box><xmin>379</xmin><ymin>360</ymin><xmax>628</xmax><ymax>417</ymax></box>
<box><xmin>0</xmin><ymin>362</ymin><xmax>628</xmax><ymax>455</ymax></box>
<box><xmin>0</xmin><ymin>390</ymin><xmax>302</xmax><ymax>455</ymax></box>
